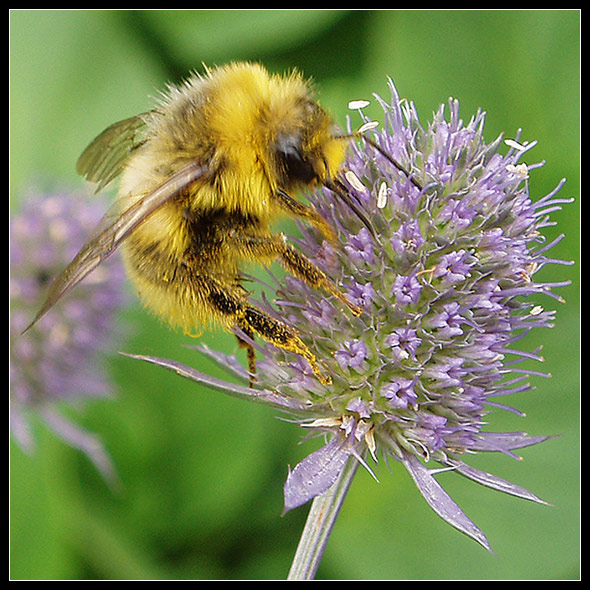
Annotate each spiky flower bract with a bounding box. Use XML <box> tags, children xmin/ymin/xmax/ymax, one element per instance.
<box><xmin>10</xmin><ymin>190</ymin><xmax>128</xmax><ymax>481</ymax></box>
<box><xmin>131</xmin><ymin>81</ymin><xmax>572</xmax><ymax>552</ymax></box>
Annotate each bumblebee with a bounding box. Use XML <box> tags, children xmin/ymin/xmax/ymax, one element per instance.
<box><xmin>25</xmin><ymin>62</ymin><xmax>386</xmax><ymax>385</ymax></box>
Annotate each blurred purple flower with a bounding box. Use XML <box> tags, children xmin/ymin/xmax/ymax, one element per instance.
<box><xmin>10</xmin><ymin>190</ymin><xmax>128</xmax><ymax>481</ymax></box>
<box><xmin>128</xmin><ymin>81</ymin><xmax>573</xmax><ymax>551</ymax></box>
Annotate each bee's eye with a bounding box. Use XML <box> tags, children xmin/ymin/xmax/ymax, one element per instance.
<box><xmin>274</xmin><ymin>134</ymin><xmax>317</xmax><ymax>185</ymax></box>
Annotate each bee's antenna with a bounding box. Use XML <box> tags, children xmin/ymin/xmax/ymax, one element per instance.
<box><xmin>335</xmin><ymin>130</ymin><xmax>423</xmax><ymax>191</ymax></box>
<box><xmin>323</xmin><ymin>175</ymin><xmax>377</xmax><ymax>240</ymax></box>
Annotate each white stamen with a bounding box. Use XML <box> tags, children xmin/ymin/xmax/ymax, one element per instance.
<box><xmin>364</xmin><ymin>428</ymin><xmax>378</xmax><ymax>463</ymax></box>
<box><xmin>340</xmin><ymin>414</ymin><xmax>355</xmax><ymax>435</ymax></box>
<box><xmin>530</xmin><ymin>305</ymin><xmax>544</xmax><ymax>316</ymax></box>
<box><xmin>348</xmin><ymin>99</ymin><xmax>370</xmax><ymax>110</ymax></box>
<box><xmin>377</xmin><ymin>182</ymin><xmax>388</xmax><ymax>209</ymax></box>
<box><xmin>303</xmin><ymin>417</ymin><xmax>342</xmax><ymax>429</ymax></box>
<box><xmin>505</xmin><ymin>138</ymin><xmax>528</xmax><ymax>151</ymax></box>
<box><xmin>357</xmin><ymin>120</ymin><xmax>379</xmax><ymax>134</ymax></box>
<box><xmin>345</xmin><ymin>170</ymin><xmax>366</xmax><ymax>193</ymax></box>
<box><xmin>506</xmin><ymin>163</ymin><xmax>529</xmax><ymax>178</ymax></box>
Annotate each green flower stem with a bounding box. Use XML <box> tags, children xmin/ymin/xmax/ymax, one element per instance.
<box><xmin>287</xmin><ymin>455</ymin><xmax>360</xmax><ymax>580</ymax></box>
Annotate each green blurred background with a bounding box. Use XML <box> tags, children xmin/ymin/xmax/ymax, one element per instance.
<box><xmin>10</xmin><ymin>10</ymin><xmax>579</xmax><ymax>580</ymax></box>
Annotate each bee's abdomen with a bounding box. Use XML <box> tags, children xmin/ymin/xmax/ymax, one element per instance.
<box><xmin>120</xmin><ymin>211</ymin><xmax>248</xmax><ymax>331</ymax></box>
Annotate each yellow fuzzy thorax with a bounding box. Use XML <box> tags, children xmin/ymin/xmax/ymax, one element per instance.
<box><xmin>121</xmin><ymin>62</ymin><xmax>346</xmax><ymax>221</ymax></box>
<box><xmin>116</xmin><ymin>62</ymin><xmax>347</xmax><ymax>261</ymax></box>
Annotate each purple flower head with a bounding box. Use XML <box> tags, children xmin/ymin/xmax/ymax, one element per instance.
<box><xmin>381</xmin><ymin>378</ymin><xmax>417</xmax><ymax>409</ymax></box>
<box><xmin>129</xmin><ymin>81</ymin><xmax>573</xmax><ymax>552</ymax></box>
<box><xmin>390</xmin><ymin>219</ymin><xmax>425</xmax><ymax>261</ymax></box>
<box><xmin>10</xmin><ymin>190</ymin><xmax>128</xmax><ymax>481</ymax></box>
<box><xmin>391</xmin><ymin>272</ymin><xmax>423</xmax><ymax>306</ymax></box>
<box><xmin>334</xmin><ymin>339</ymin><xmax>368</xmax><ymax>371</ymax></box>
<box><xmin>384</xmin><ymin>326</ymin><xmax>421</xmax><ymax>362</ymax></box>
<box><xmin>344</xmin><ymin>227</ymin><xmax>376</xmax><ymax>266</ymax></box>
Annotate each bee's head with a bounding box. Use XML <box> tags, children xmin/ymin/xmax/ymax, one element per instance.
<box><xmin>270</xmin><ymin>103</ymin><xmax>377</xmax><ymax>240</ymax></box>
<box><xmin>270</xmin><ymin>100</ymin><xmax>347</xmax><ymax>191</ymax></box>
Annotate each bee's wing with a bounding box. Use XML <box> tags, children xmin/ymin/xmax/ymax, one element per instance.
<box><xmin>76</xmin><ymin>113</ymin><xmax>153</xmax><ymax>193</ymax></box>
<box><xmin>23</xmin><ymin>161</ymin><xmax>208</xmax><ymax>333</ymax></box>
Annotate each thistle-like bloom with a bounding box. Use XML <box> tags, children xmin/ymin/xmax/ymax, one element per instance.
<box><xmin>10</xmin><ymin>190</ymin><xmax>127</xmax><ymax>481</ymax></box>
<box><xmin>130</xmin><ymin>82</ymin><xmax>572</xmax><ymax>553</ymax></box>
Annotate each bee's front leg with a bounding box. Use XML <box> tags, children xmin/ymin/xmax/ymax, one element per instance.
<box><xmin>272</xmin><ymin>188</ymin><xmax>336</xmax><ymax>243</ymax></box>
<box><xmin>229</xmin><ymin>231</ymin><xmax>362</xmax><ymax>317</ymax></box>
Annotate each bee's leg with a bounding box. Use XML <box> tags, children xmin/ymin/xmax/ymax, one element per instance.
<box><xmin>237</xmin><ymin>306</ymin><xmax>332</xmax><ymax>386</ymax></box>
<box><xmin>201</xmin><ymin>277</ymin><xmax>332</xmax><ymax>387</ymax></box>
<box><xmin>272</xmin><ymin>188</ymin><xmax>336</xmax><ymax>242</ymax></box>
<box><xmin>230</xmin><ymin>232</ymin><xmax>362</xmax><ymax>317</ymax></box>
<box><xmin>204</xmin><ymin>276</ymin><xmax>332</xmax><ymax>385</ymax></box>
<box><xmin>234</xmin><ymin>326</ymin><xmax>257</xmax><ymax>388</ymax></box>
